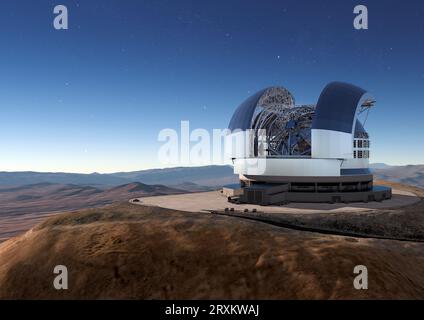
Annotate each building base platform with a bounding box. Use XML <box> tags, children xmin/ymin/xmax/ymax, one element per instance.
<box><xmin>227</xmin><ymin>183</ymin><xmax>392</xmax><ymax>206</ymax></box>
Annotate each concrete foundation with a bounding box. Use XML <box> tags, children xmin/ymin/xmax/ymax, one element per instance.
<box><xmin>233</xmin><ymin>185</ymin><xmax>391</xmax><ymax>206</ymax></box>
<box><xmin>229</xmin><ymin>182</ymin><xmax>392</xmax><ymax>206</ymax></box>
<box><xmin>133</xmin><ymin>188</ymin><xmax>417</xmax><ymax>214</ymax></box>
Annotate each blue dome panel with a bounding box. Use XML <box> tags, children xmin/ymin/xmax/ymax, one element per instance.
<box><xmin>312</xmin><ymin>82</ymin><xmax>368</xmax><ymax>134</ymax></box>
<box><xmin>228</xmin><ymin>88</ymin><xmax>269</xmax><ymax>131</ymax></box>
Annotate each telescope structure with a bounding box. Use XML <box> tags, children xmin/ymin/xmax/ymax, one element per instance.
<box><xmin>225</xmin><ymin>82</ymin><xmax>392</xmax><ymax>205</ymax></box>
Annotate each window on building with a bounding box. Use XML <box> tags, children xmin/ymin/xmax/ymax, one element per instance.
<box><xmin>363</xmin><ymin>140</ymin><xmax>368</xmax><ymax>148</ymax></box>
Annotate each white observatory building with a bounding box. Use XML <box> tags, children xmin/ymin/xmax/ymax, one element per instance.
<box><xmin>225</xmin><ymin>82</ymin><xmax>392</xmax><ymax>205</ymax></box>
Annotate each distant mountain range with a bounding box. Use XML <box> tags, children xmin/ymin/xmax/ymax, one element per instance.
<box><xmin>0</xmin><ymin>166</ymin><xmax>238</xmax><ymax>188</ymax></box>
<box><xmin>369</xmin><ymin>163</ymin><xmax>391</xmax><ymax>170</ymax></box>
<box><xmin>0</xmin><ymin>182</ymin><xmax>186</xmax><ymax>241</ymax></box>
<box><xmin>0</xmin><ymin>171</ymin><xmax>130</xmax><ymax>187</ymax></box>
<box><xmin>0</xmin><ymin>164</ymin><xmax>423</xmax><ymax>188</ymax></box>
<box><xmin>372</xmin><ymin>165</ymin><xmax>424</xmax><ymax>188</ymax></box>
<box><xmin>0</xmin><ymin>163</ymin><xmax>423</xmax><ymax>243</ymax></box>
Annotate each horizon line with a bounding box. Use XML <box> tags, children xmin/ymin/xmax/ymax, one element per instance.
<box><xmin>0</xmin><ymin>162</ymin><xmax>423</xmax><ymax>175</ymax></box>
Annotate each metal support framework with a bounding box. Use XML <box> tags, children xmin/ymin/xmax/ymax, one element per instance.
<box><xmin>250</xmin><ymin>87</ymin><xmax>315</xmax><ymax>157</ymax></box>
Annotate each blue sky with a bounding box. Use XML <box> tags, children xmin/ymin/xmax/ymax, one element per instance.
<box><xmin>0</xmin><ymin>0</ymin><xmax>423</xmax><ymax>173</ymax></box>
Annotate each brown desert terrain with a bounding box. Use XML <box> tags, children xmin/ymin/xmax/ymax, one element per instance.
<box><xmin>0</xmin><ymin>180</ymin><xmax>423</xmax><ymax>299</ymax></box>
<box><xmin>0</xmin><ymin>182</ymin><xmax>184</xmax><ymax>242</ymax></box>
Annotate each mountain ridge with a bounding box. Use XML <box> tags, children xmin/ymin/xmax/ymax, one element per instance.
<box><xmin>0</xmin><ymin>181</ymin><xmax>187</xmax><ymax>242</ymax></box>
<box><xmin>1</xmin><ymin>164</ymin><xmax>423</xmax><ymax>188</ymax></box>
<box><xmin>0</xmin><ymin>165</ymin><xmax>237</xmax><ymax>187</ymax></box>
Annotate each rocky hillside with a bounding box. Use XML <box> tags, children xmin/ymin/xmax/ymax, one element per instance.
<box><xmin>0</xmin><ymin>201</ymin><xmax>423</xmax><ymax>299</ymax></box>
<box><xmin>0</xmin><ymin>182</ymin><xmax>184</xmax><ymax>242</ymax></box>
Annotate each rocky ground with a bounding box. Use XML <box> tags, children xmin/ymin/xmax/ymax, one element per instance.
<box><xmin>214</xmin><ymin>181</ymin><xmax>424</xmax><ymax>242</ymax></box>
<box><xmin>0</xmin><ymin>182</ymin><xmax>184</xmax><ymax>242</ymax></box>
<box><xmin>0</xmin><ymin>188</ymin><xmax>423</xmax><ymax>299</ymax></box>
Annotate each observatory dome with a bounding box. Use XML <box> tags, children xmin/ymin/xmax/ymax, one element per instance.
<box><xmin>224</xmin><ymin>82</ymin><xmax>389</xmax><ymax>205</ymax></box>
<box><xmin>229</xmin><ymin>86</ymin><xmax>369</xmax><ymax>157</ymax></box>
